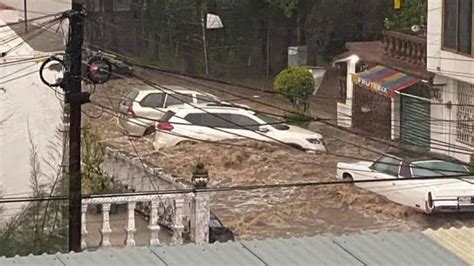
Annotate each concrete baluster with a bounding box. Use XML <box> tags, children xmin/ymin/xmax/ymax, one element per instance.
<box><xmin>172</xmin><ymin>198</ymin><xmax>185</xmax><ymax>245</ymax></box>
<box><xmin>148</xmin><ymin>200</ymin><xmax>160</xmax><ymax>246</ymax></box>
<box><xmin>124</xmin><ymin>201</ymin><xmax>137</xmax><ymax>247</ymax></box>
<box><xmin>81</xmin><ymin>203</ymin><xmax>88</xmax><ymax>250</ymax></box>
<box><xmin>99</xmin><ymin>203</ymin><xmax>112</xmax><ymax>248</ymax></box>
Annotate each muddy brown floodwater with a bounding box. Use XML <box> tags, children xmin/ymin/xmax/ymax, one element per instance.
<box><xmin>84</xmin><ymin>72</ymin><xmax>474</xmax><ymax>241</ymax></box>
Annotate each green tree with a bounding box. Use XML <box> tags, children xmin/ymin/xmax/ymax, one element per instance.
<box><xmin>274</xmin><ymin>66</ymin><xmax>314</xmax><ymax>114</ymax></box>
<box><xmin>0</xmin><ymin>128</ymin><xmax>66</xmax><ymax>257</ymax></box>
<box><xmin>385</xmin><ymin>0</ymin><xmax>427</xmax><ymax>30</ymax></box>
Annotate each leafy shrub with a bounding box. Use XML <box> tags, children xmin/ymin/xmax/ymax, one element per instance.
<box><xmin>192</xmin><ymin>161</ymin><xmax>209</xmax><ymax>176</ymax></box>
<box><xmin>274</xmin><ymin>66</ymin><xmax>315</xmax><ymax>113</ymax></box>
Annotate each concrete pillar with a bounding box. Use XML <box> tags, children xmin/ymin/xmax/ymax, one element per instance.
<box><xmin>99</xmin><ymin>203</ymin><xmax>112</xmax><ymax>248</ymax></box>
<box><xmin>346</xmin><ymin>59</ymin><xmax>356</xmax><ymax>107</ymax></box>
<box><xmin>124</xmin><ymin>201</ymin><xmax>137</xmax><ymax>247</ymax></box>
<box><xmin>148</xmin><ymin>200</ymin><xmax>161</xmax><ymax>246</ymax></box>
<box><xmin>191</xmin><ymin>192</ymin><xmax>210</xmax><ymax>244</ymax></box>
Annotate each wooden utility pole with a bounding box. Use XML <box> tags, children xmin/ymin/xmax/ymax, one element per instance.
<box><xmin>65</xmin><ymin>1</ymin><xmax>88</xmax><ymax>252</ymax></box>
<box><xmin>23</xmin><ymin>0</ymin><xmax>27</xmax><ymax>32</ymax></box>
<box><xmin>201</xmin><ymin>9</ymin><xmax>209</xmax><ymax>75</ymax></box>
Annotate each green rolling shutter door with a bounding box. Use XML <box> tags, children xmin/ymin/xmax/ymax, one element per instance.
<box><xmin>400</xmin><ymin>95</ymin><xmax>431</xmax><ymax>150</ymax></box>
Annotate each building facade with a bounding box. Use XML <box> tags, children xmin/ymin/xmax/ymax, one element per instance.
<box><xmin>427</xmin><ymin>0</ymin><xmax>474</xmax><ymax>163</ymax></box>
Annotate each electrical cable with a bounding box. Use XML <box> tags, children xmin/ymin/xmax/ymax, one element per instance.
<box><xmin>0</xmin><ymin>172</ymin><xmax>472</xmax><ymax>204</ymax></box>
<box><xmin>92</xmin><ymin>65</ymin><xmax>474</xmax><ymax>162</ymax></box>
<box><xmin>89</xmin><ymin>100</ymin><xmax>473</xmax><ymax>175</ymax></box>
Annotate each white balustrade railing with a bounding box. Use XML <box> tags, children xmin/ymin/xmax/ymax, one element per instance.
<box><xmin>81</xmin><ymin>192</ymin><xmax>208</xmax><ymax>249</ymax></box>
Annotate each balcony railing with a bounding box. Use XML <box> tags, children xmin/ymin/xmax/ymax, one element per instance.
<box><xmin>81</xmin><ymin>192</ymin><xmax>210</xmax><ymax>249</ymax></box>
<box><xmin>382</xmin><ymin>30</ymin><xmax>426</xmax><ymax>67</ymax></box>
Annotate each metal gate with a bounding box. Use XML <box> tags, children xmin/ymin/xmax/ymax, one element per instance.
<box><xmin>353</xmin><ymin>85</ymin><xmax>391</xmax><ymax>139</ymax></box>
<box><xmin>400</xmin><ymin>94</ymin><xmax>431</xmax><ymax>150</ymax></box>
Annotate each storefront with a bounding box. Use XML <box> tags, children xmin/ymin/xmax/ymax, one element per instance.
<box><xmin>351</xmin><ymin>65</ymin><xmax>428</xmax><ymax>144</ymax></box>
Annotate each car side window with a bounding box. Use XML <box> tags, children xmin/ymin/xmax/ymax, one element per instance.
<box><xmin>215</xmin><ymin>114</ymin><xmax>259</xmax><ymax>130</ymax></box>
<box><xmin>184</xmin><ymin>113</ymin><xmax>204</xmax><ymax>125</ymax></box>
<box><xmin>184</xmin><ymin>113</ymin><xmax>234</xmax><ymax>128</ymax></box>
<box><xmin>139</xmin><ymin>93</ymin><xmax>164</xmax><ymax>108</ymax></box>
<box><xmin>372</xmin><ymin>156</ymin><xmax>401</xmax><ymax>176</ymax></box>
<box><xmin>164</xmin><ymin>93</ymin><xmax>194</xmax><ymax>107</ymax></box>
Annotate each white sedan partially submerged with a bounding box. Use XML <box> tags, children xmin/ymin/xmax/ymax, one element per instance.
<box><xmin>336</xmin><ymin>153</ymin><xmax>474</xmax><ymax>213</ymax></box>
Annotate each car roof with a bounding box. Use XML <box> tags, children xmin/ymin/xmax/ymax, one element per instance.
<box><xmin>171</xmin><ymin>105</ymin><xmax>254</xmax><ymax>114</ymax></box>
<box><xmin>133</xmin><ymin>85</ymin><xmax>211</xmax><ymax>95</ymax></box>
<box><xmin>384</xmin><ymin>149</ymin><xmax>464</xmax><ymax>164</ymax></box>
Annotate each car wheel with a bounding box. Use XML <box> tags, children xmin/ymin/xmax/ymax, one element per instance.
<box><xmin>424</xmin><ymin>192</ymin><xmax>434</xmax><ymax>214</ymax></box>
<box><xmin>342</xmin><ymin>173</ymin><xmax>353</xmax><ymax>182</ymax></box>
<box><xmin>143</xmin><ymin>126</ymin><xmax>156</xmax><ymax>136</ymax></box>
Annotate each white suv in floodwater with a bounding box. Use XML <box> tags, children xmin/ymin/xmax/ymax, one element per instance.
<box><xmin>153</xmin><ymin>105</ymin><xmax>326</xmax><ymax>152</ymax></box>
<box><xmin>118</xmin><ymin>86</ymin><xmax>221</xmax><ymax>136</ymax></box>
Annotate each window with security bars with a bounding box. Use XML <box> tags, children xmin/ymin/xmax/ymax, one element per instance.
<box><xmin>456</xmin><ymin>81</ymin><xmax>474</xmax><ymax>146</ymax></box>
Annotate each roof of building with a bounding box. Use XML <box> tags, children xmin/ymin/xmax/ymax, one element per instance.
<box><xmin>333</xmin><ymin>41</ymin><xmax>432</xmax><ymax>80</ymax></box>
<box><xmin>1</xmin><ymin>228</ymin><xmax>472</xmax><ymax>265</ymax></box>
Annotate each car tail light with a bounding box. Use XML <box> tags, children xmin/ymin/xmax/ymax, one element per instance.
<box><xmin>126</xmin><ymin>104</ymin><xmax>136</xmax><ymax>117</ymax></box>
<box><xmin>157</xmin><ymin>121</ymin><xmax>174</xmax><ymax>131</ymax></box>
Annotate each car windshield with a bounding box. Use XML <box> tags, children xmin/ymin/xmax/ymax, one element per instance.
<box><xmin>209</xmin><ymin>217</ymin><xmax>223</xmax><ymax>228</ymax></box>
<box><xmin>255</xmin><ymin>113</ymin><xmax>288</xmax><ymax>130</ymax></box>
<box><xmin>411</xmin><ymin>160</ymin><xmax>470</xmax><ymax>177</ymax></box>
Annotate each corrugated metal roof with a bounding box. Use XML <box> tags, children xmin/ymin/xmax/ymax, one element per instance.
<box><xmin>0</xmin><ymin>231</ymin><xmax>469</xmax><ymax>265</ymax></box>
<box><xmin>56</xmin><ymin>247</ymin><xmax>166</xmax><ymax>266</ymax></box>
<box><xmin>151</xmin><ymin>241</ymin><xmax>265</xmax><ymax>266</ymax></box>
<box><xmin>334</xmin><ymin>231</ymin><xmax>466</xmax><ymax>266</ymax></box>
<box><xmin>424</xmin><ymin>227</ymin><xmax>474</xmax><ymax>265</ymax></box>
<box><xmin>1</xmin><ymin>254</ymin><xmax>64</xmax><ymax>266</ymax></box>
<box><xmin>241</xmin><ymin>236</ymin><xmax>362</xmax><ymax>265</ymax></box>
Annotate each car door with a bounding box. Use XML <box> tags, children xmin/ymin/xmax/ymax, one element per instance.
<box><xmin>390</xmin><ymin>161</ymin><xmax>420</xmax><ymax>208</ymax></box>
<box><xmin>135</xmin><ymin>92</ymin><xmax>165</xmax><ymax>126</ymax></box>
<box><xmin>358</xmin><ymin>155</ymin><xmax>402</xmax><ymax>203</ymax></box>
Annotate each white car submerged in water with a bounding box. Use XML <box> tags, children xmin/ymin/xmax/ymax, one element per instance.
<box><xmin>337</xmin><ymin>153</ymin><xmax>474</xmax><ymax>213</ymax></box>
<box><xmin>153</xmin><ymin>105</ymin><xmax>326</xmax><ymax>152</ymax></box>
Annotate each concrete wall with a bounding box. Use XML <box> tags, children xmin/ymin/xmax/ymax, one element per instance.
<box><xmin>426</xmin><ymin>0</ymin><xmax>473</xmax><ymax>163</ymax></box>
<box><xmin>429</xmin><ymin>76</ymin><xmax>473</xmax><ymax>163</ymax></box>
<box><xmin>427</xmin><ymin>0</ymin><xmax>474</xmax><ymax>84</ymax></box>
<box><xmin>102</xmin><ymin>146</ymin><xmax>191</xmax><ymax>192</ymax></box>
<box><xmin>0</xmin><ymin>17</ymin><xmax>63</xmax><ymax>219</ymax></box>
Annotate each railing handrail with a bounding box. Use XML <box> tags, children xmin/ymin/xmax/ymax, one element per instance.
<box><xmin>383</xmin><ymin>30</ymin><xmax>426</xmax><ymax>44</ymax></box>
<box><xmin>82</xmin><ymin>193</ymin><xmax>194</xmax><ymax>205</ymax></box>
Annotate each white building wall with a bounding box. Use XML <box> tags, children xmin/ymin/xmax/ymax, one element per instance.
<box><xmin>0</xmin><ymin>17</ymin><xmax>63</xmax><ymax>219</ymax></box>
<box><xmin>427</xmin><ymin>0</ymin><xmax>474</xmax><ymax>84</ymax></box>
<box><xmin>430</xmin><ymin>76</ymin><xmax>473</xmax><ymax>163</ymax></box>
<box><xmin>427</xmin><ymin>0</ymin><xmax>473</xmax><ymax>163</ymax></box>
<box><xmin>336</xmin><ymin>58</ymin><xmax>356</xmax><ymax>128</ymax></box>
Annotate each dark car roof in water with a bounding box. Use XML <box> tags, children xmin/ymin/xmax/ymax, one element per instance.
<box><xmin>385</xmin><ymin>149</ymin><xmax>465</xmax><ymax>164</ymax></box>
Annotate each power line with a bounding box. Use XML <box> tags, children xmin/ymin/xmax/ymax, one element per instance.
<box><xmin>0</xmin><ymin>173</ymin><xmax>472</xmax><ymax>204</ymax></box>
<box><xmin>89</xmin><ymin>90</ymin><xmax>473</xmax><ymax>156</ymax></box>
<box><xmin>90</xmin><ymin>65</ymin><xmax>474</xmax><ymax>160</ymax></box>
<box><xmin>124</xmin><ymin>64</ymin><xmax>473</xmax><ymax>164</ymax></box>
<box><xmin>0</xmin><ymin>13</ymin><xmax>63</xmax><ymax>30</ymax></box>
<box><xmin>89</xmin><ymin>100</ymin><xmax>473</xmax><ymax>174</ymax></box>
